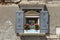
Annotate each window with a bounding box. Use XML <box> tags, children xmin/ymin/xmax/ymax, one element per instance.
<box><xmin>24</xmin><ymin>18</ymin><xmax>40</xmax><ymax>33</ymax></box>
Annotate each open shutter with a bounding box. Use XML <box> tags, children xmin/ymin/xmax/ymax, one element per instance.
<box><xmin>40</xmin><ymin>10</ymin><xmax>48</xmax><ymax>33</ymax></box>
<box><xmin>16</xmin><ymin>11</ymin><xmax>24</xmax><ymax>34</ymax></box>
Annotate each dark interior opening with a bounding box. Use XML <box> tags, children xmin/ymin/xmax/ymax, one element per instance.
<box><xmin>23</xmin><ymin>9</ymin><xmax>42</xmax><ymax>13</ymax></box>
<box><xmin>26</xmin><ymin>18</ymin><xmax>38</xmax><ymax>25</ymax></box>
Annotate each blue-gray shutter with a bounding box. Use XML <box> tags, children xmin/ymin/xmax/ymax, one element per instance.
<box><xmin>40</xmin><ymin>10</ymin><xmax>48</xmax><ymax>33</ymax></box>
<box><xmin>16</xmin><ymin>11</ymin><xmax>24</xmax><ymax>34</ymax></box>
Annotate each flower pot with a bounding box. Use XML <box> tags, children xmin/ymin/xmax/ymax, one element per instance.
<box><xmin>24</xmin><ymin>24</ymin><xmax>30</xmax><ymax>30</ymax></box>
<box><xmin>34</xmin><ymin>24</ymin><xmax>39</xmax><ymax>30</ymax></box>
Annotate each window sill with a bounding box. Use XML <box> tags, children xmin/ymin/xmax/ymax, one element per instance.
<box><xmin>17</xmin><ymin>33</ymin><xmax>46</xmax><ymax>36</ymax></box>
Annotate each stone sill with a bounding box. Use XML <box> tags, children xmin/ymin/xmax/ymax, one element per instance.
<box><xmin>17</xmin><ymin>33</ymin><xmax>46</xmax><ymax>36</ymax></box>
<box><xmin>17</xmin><ymin>33</ymin><xmax>59</xmax><ymax>38</ymax></box>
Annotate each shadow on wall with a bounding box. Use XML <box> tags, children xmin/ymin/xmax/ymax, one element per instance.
<box><xmin>20</xmin><ymin>36</ymin><xmax>48</xmax><ymax>40</ymax></box>
<box><xmin>48</xmin><ymin>14</ymin><xmax>50</xmax><ymax>34</ymax></box>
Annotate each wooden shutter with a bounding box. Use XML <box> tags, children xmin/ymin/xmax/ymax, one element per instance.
<box><xmin>16</xmin><ymin>11</ymin><xmax>24</xmax><ymax>34</ymax></box>
<box><xmin>40</xmin><ymin>10</ymin><xmax>49</xmax><ymax>33</ymax></box>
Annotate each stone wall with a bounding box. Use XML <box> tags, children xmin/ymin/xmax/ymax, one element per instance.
<box><xmin>0</xmin><ymin>4</ymin><xmax>21</xmax><ymax>40</ymax></box>
<box><xmin>47</xmin><ymin>3</ymin><xmax>60</xmax><ymax>34</ymax></box>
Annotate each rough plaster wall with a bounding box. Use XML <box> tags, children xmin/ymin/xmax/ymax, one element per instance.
<box><xmin>47</xmin><ymin>5</ymin><xmax>60</xmax><ymax>34</ymax></box>
<box><xmin>54</xmin><ymin>7</ymin><xmax>60</xmax><ymax>26</ymax></box>
<box><xmin>0</xmin><ymin>5</ymin><xmax>21</xmax><ymax>40</ymax></box>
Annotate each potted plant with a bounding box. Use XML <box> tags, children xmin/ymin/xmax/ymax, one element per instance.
<box><xmin>34</xmin><ymin>24</ymin><xmax>39</xmax><ymax>30</ymax></box>
<box><xmin>24</xmin><ymin>24</ymin><xmax>30</xmax><ymax>30</ymax></box>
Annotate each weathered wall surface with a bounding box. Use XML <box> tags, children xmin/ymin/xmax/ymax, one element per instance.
<box><xmin>0</xmin><ymin>4</ymin><xmax>21</xmax><ymax>40</ymax></box>
<box><xmin>0</xmin><ymin>3</ymin><xmax>60</xmax><ymax>40</ymax></box>
<box><xmin>47</xmin><ymin>4</ymin><xmax>60</xmax><ymax>34</ymax></box>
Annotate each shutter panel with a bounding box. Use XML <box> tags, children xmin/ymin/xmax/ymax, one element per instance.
<box><xmin>16</xmin><ymin>11</ymin><xmax>24</xmax><ymax>34</ymax></box>
<box><xmin>40</xmin><ymin>10</ymin><xmax>48</xmax><ymax>33</ymax></box>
